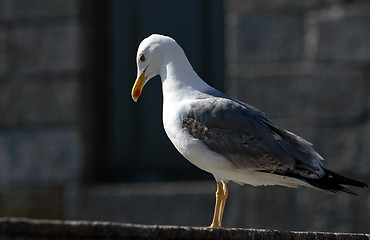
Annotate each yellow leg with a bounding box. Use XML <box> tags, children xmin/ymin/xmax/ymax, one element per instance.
<box><xmin>218</xmin><ymin>182</ymin><xmax>228</xmax><ymax>225</ymax></box>
<box><xmin>209</xmin><ymin>181</ymin><xmax>228</xmax><ymax>227</ymax></box>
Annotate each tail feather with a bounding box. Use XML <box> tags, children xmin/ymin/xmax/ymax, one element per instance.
<box><xmin>303</xmin><ymin>168</ymin><xmax>368</xmax><ymax>195</ymax></box>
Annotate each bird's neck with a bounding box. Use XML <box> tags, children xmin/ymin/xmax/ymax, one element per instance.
<box><xmin>160</xmin><ymin>56</ymin><xmax>210</xmax><ymax>103</ymax></box>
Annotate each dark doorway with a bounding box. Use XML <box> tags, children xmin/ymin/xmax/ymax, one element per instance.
<box><xmin>97</xmin><ymin>0</ymin><xmax>224</xmax><ymax>182</ymax></box>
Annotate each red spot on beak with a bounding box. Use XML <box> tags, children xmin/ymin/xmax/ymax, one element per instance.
<box><xmin>135</xmin><ymin>89</ymin><xmax>141</xmax><ymax>98</ymax></box>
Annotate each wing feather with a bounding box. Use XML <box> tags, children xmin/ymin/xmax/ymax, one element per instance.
<box><xmin>182</xmin><ymin>97</ymin><xmax>324</xmax><ymax>178</ymax></box>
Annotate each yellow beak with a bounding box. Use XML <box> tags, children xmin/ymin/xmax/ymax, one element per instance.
<box><xmin>131</xmin><ymin>66</ymin><xmax>148</xmax><ymax>102</ymax></box>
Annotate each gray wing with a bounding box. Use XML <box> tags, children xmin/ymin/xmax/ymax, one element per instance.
<box><xmin>182</xmin><ymin>97</ymin><xmax>324</xmax><ymax>178</ymax></box>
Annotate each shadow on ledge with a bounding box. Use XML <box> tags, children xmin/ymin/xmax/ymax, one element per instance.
<box><xmin>0</xmin><ymin>218</ymin><xmax>369</xmax><ymax>240</ymax></box>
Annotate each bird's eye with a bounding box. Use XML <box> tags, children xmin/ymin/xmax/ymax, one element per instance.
<box><xmin>140</xmin><ymin>55</ymin><xmax>145</xmax><ymax>62</ymax></box>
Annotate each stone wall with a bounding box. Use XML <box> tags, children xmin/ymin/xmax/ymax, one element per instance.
<box><xmin>0</xmin><ymin>0</ymin><xmax>98</xmax><ymax>219</ymax></box>
<box><xmin>225</xmin><ymin>1</ymin><xmax>370</xmax><ymax>174</ymax></box>
<box><xmin>224</xmin><ymin>0</ymin><xmax>370</xmax><ymax>232</ymax></box>
<box><xmin>0</xmin><ymin>0</ymin><xmax>87</xmax><ymax>187</ymax></box>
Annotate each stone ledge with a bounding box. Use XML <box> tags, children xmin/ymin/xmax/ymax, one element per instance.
<box><xmin>0</xmin><ymin>218</ymin><xmax>369</xmax><ymax>240</ymax></box>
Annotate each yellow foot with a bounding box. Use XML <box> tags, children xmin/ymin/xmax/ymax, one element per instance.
<box><xmin>209</xmin><ymin>181</ymin><xmax>228</xmax><ymax>228</ymax></box>
<box><xmin>209</xmin><ymin>223</ymin><xmax>221</xmax><ymax>228</ymax></box>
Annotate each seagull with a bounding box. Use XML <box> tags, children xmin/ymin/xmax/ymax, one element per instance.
<box><xmin>131</xmin><ymin>34</ymin><xmax>367</xmax><ymax>228</ymax></box>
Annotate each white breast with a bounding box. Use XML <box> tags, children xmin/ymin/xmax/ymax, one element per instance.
<box><xmin>162</xmin><ymin>100</ymin><xmax>233</xmax><ymax>175</ymax></box>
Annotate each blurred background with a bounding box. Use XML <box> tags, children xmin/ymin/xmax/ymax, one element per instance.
<box><xmin>0</xmin><ymin>0</ymin><xmax>369</xmax><ymax>233</ymax></box>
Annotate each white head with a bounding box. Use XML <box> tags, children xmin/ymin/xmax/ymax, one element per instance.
<box><xmin>131</xmin><ymin>34</ymin><xmax>191</xmax><ymax>102</ymax></box>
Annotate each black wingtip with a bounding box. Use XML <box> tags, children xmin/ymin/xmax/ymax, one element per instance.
<box><xmin>324</xmin><ymin>169</ymin><xmax>368</xmax><ymax>188</ymax></box>
<box><xmin>305</xmin><ymin>168</ymin><xmax>367</xmax><ymax>195</ymax></box>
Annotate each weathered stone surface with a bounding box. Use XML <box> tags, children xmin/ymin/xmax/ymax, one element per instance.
<box><xmin>0</xmin><ymin>187</ymin><xmax>63</xmax><ymax>219</ymax></box>
<box><xmin>356</xmin><ymin>122</ymin><xmax>370</xmax><ymax>175</ymax></box>
<box><xmin>235</xmin><ymin>15</ymin><xmax>303</xmax><ymax>63</ymax></box>
<box><xmin>0</xmin><ymin>128</ymin><xmax>80</xmax><ymax>186</ymax></box>
<box><xmin>367</xmin><ymin>83</ymin><xmax>370</xmax><ymax>114</ymax></box>
<box><xmin>316</xmin><ymin>15</ymin><xmax>370</xmax><ymax>61</ymax></box>
<box><xmin>64</xmin><ymin>182</ymin><xmax>215</xmax><ymax>226</ymax></box>
<box><xmin>225</xmin><ymin>185</ymin><xmax>300</xmax><ymax>230</ymax></box>
<box><xmin>64</xmin><ymin>182</ymin><xmax>369</xmax><ymax>232</ymax></box>
<box><xmin>8</xmin><ymin>24</ymin><xmax>82</xmax><ymax>73</ymax></box>
<box><xmin>227</xmin><ymin>184</ymin><xmax>369</xmax><ymax>232</ymax></box>
<box><xmin>0</xmin><ymin>218</ymin><xmax>369</xmax><ymax>240</ymax></box>
<box><xmin>226</xmin><ymin>0</ymin><xmax>324</xmax><ymax>13</ymax></box>
<box><xmin>0</xmin><ymin>80</ymin><xmax>79</xmax><ymax>126</ymax></box>
<box><xmin>295</xmin><ymin>189</ymin><xmax>355</xmax><ymax>232</ymax></box>
<box><xmin>0</xmin><ymin>28</ymin><xmax>6</xmax><ymax>76</ymax></box>
<box><xmin>313</xmin><ymin>126</ymin><xmax>361</xmax><ymax>173</ymax></box>
<box><xmin>1</xmin><ymin>0</ymin><xmax>79</xmax><ymax>20</ymax></box>
<box><xmin>0</xmin><ymin>136</ymin><xmax>11</xmax><ymax>189</ymax></box>
<box><xmin>232</xmin><ymin>74</ymin><xmax>367</xmax><ymax>122</ymax></box>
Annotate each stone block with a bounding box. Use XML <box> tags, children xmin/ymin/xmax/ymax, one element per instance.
<box><xmin>235</xmin><ymin>15</ymin><xmax>303</xmax><ymax>63</ymax></box>
<box><xmin>352</xmin><ymin>190</ymin><xmax>370</xmax><ymax>232</ymax></box>
<box><xmin>356</xmin><ymin>122</ymin><xmax>370</xmax><ymax>176</ymax></box>
<box><xmin>226</xmin><ymin>185</ymin><xmax>360</xmax><ymax>232</ymax></box>
<box><xmin>225</xmin><ymin>185</ymin><xmax>299</xmax><ymax>230</ymax></box>
<box><xmin>1</xmin><ymin>0</ymin><xmax>79</xmax><ymax>20</ymax></box>
<box><xmin>64</xmin><ymin>181</ymin><xmax>370</xmax><ymax>232</ymax></box>
<box><xmin>0</xmin><ymin>136</ymin><xmax>10</xmax><ymax>188</ymax></box>
<box><xmin>0</xmin><ymin>80</ymin><xmax>79</xmax><ymax>127</ymax></box>
<box><xmin>232</xmin><ymin>74</ymin><xmax>367</xmax><ymax>122</ymax></box>
<box><xmin>231</xmin><ymin>185</ymin><xmax>368</xmax><ymax>232</ymax></box>
<box><xmin>310</xmin><ymin>122</ymin><xmax>369</xmax><ymax>185</ymax></box>
<box><xmin>313</xmin><ymin>126</ymin><xmax>362</xmax><ymax>174</ymax></box>
<box><xmin>0</xmin><ymin>29</ymin><xmax>6</xmax><ymax>76</ymax></box>
<box><xmin>316</xmin><ymin>15</ymin><xmax>370</xmax><ymax>61</ymax></box>
<box><xmin>368</xmin><ymin>85</ymin><xmax>370</xmax><ymax>113</ymax></box>
<box><xmin>64</xmin><ymin>182</ymin><xmax>216</xmax><ymax>226</ymax></box>
<box><xmin>226</xmin><ymin>0</ymin><xmax>323</xmax><ymax>14</ymax></box>
<box><xmin>3</xmin><ymin>128</ymin><xmax>80</xmax><ymax>185</ymax></box>
<box><xmin>0</xmin><ymin>186</ymin><xmax>63</xmax><ymax>219</ymax></box>
<box><xmin>8</xmin><ymin>24</ymin><xmax>82</xmax><ymax>73</ymax></box>
<box><xmin>294</xmin><ymin>188</ymin><xmax>357</xmax><ymax>232</ymax></box>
